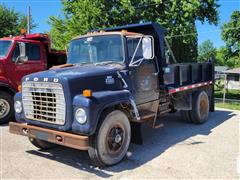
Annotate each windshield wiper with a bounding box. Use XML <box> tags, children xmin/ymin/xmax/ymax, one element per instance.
<box><xmin>95</xmin><ymin>61</ymin><xmax>123</xmax><ymax>66</ymax></box>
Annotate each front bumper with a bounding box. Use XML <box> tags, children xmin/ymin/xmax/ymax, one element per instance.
<box><xmin>9</xmin><ymin>122</ymin><xmax>89</xmax><ymax>150</ymax></box>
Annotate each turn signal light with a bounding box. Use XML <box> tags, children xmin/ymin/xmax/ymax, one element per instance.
<box><xmin>83</xmin><ymin>89</ymin><xmax>92</xmax><ymax>97</ymax></box>
<box><xmin>20</xmin><ymin>28</ymin><xmax>27</xmax><ymax>35</ymax></box>
<box><xmin>18</xmin><ymin>85</ymin><xmax>22</xmax><ymax>92</ymax></box>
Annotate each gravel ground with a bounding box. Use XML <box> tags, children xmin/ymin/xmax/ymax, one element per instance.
<box><xmin>0</xmin><ymin>108</ymin><xmax>239</xmax><ymax>179</ymax></box>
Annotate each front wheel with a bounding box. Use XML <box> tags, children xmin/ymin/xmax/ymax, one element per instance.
<box><xmin>0</xmin><ymin>92</ymin><xmax>14</xmax><ymax>125</ymax></box>
<box><xmin>88</xmin><ymin>110</ymin><xmax>131</xmax><ymax>167</ymax></box>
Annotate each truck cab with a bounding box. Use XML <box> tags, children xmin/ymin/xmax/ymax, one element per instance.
<box><xmin>10</xmin><ymin>22</ymin><xmax>214</xmax><ymax>166</ymax></box>
<box><xmin>0</xmin><ymin>33</ymin><xmax>66</xmax><ymax>124</ymax></box>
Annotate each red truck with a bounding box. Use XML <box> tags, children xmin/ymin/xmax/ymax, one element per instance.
<box><xmin>0</xmin><ymin>33</ymin><xmax>66</xmax><ymax>124</ymax></box>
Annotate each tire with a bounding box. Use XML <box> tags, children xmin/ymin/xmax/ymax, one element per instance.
<box><xmin>29</xmin><ymin>137</ymin><xmax>58</xmax><ymax>150</ymax></box>
<box><xmin>0</xmin><ymin>92</ymin><xmax>14</xmax><ymax>125</ymax></box>
<box><xmin>88</xmin><ymin>110</ymin><xmax>131</xmax><ymax>167</ymax></box>
<box><xmin>180</xmin><ymin>110</ymin><xmax>192</xmax><ymax>123</ymax></box>
<box><xmin>189</xmin><ymin>91</ymin><xmax>209</xmax><ymax>124</ymax></box>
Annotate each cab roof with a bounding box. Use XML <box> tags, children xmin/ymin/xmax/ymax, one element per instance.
<box><xmin>0</xmin><ymin>33</ymin><xmax>50</xmax><ymax>42</ymax></box>
<box><xmin>72</xmin><ymin>31</ymin><xmax>143</xmax><ymax>40</ymax></box>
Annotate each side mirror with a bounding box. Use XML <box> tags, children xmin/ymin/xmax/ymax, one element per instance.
<box><xmin>142</xmin><ymin>36</ymin><xmax>154</xmax><ymax>59</ymax></box>
<box><xmin>16</xmin><ymin>42</ymin><xmax>28</xmax><ymax>64</ymax></box>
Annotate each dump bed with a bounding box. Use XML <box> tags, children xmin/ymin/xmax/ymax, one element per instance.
<box><xmin>164</xmin><ymin>62</ymin><xmax>214</xmax><ymax>93</ymax></box>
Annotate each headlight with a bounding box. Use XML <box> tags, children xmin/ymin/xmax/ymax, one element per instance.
<box><xmin>75</xmin><ymin>108</ymin><xmax>87</xmax><ymax>124</ymax></box>
<box><xmin>14</xmin><ymin>101</ymin><xmax>22</xmax><ymax>114</ymax></box>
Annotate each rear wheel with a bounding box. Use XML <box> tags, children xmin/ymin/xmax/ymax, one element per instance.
<box><xmin>88</xmin><ymin>110</ymin><xmax>131</xmax><ymax>167</ymax></box>
<box><xmin>29</xmin><ymin>137</ymin><xmax>58</xmax><ymax>150</ymax></box>
<box><xmin>0</xmin><ymin>92</ymin><xmax>14</xmax><ymax>125</ymax></box>
<box><xmin>189</xmin><ymin>91</ymin><xmax>209</xmax><ymax>124</ymax></box>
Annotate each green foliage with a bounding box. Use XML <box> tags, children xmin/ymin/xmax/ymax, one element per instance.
<box><xmin>215</xmin><ymin>102</ymin><xmax>240</xmax><ymax>110</ymax></box>
<box><xmin>215</xmin><ymin>47</ymin><xmax>227</xmax><ymax>66</ymax></box>
<box><xmin>18</xmin><ymin>15</ymin><xmax>37</xmax><ymax>33</ymax></box>
<box><xmin>215</xmin><ymin>46</ymin><xmax>240</xmax><ymax>68</ymax></box>
<box><xmin>197</xmin><ymin>40</ymin><xmax>216</xmax><ymax>62</ymax></box>
<box><xmin>219</xmin><ymin>10</ymin><xmax>240</xmax><ymax>68</ymax></box>
<box><xmin>215</xmin><ymin>89</ymin><xmax>240</xmax><ymax>100</ymax></box>
<box><xmin>221</xmin><ymin>11</ymin><xmax>240</xmax><ymax>56</ymax></box>
<box><xmin>49</xmin><ymin>0</ymin><xmax>219</xmax><ymax>63</ymax></box>
<box><xmin>214</xmin><ymin>79</ymin><xmax>224</xmax><ymax>89</ymax></box>
<box><xmin>0</xmin><ymin>5</ymin><xmax>19</xmax><ymax>37</ymax></box>
<box><xmin>214</xmin><ymin>80</ymin><xmax>240</xmax><ymax>110</ymax></box>
<box><xmin>0</xmin><ymin>4</ymin><xmax>36</xmax><ymax>38</ymax></box>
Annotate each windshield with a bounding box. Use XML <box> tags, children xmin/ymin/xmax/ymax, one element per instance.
<box><xmin>0</xmin><ymin>40</ymin><xmax>12</xmax><ymax>58</ymax></box>
<box><xmin>68</xmin><ymin>35</ymin><xmax>124</xmax><ymax>64</ymax></box>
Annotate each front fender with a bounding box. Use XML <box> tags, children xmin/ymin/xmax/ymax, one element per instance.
<box><xmin>0</xmin><ymin>76</ymin><xmax>8</xmax><ymax>84</ymax></box>
<box><xmin>72</xmin><ymin>90</ymin><xmax>132</xmax><ymax>135</ymax></box>
<box><xmin>0</xmin><ymin>78</ymin><xmax>17</xmax><ymax>94</ymax></box>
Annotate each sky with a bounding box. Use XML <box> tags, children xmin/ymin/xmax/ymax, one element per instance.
<box><xmin>0</xmin><ymin>0</ymin><xmax>239</xmax><ymax>48</ymax></box>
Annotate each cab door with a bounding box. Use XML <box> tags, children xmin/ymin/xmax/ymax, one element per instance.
<box><xmin>6</xmin><ymin>41</ymin><xmax>45</xmax><ymax>90</ymax></box>
<box><xmin>129</xmin><ymin>60</ymin><xmax>159</xmax><ymax>105</ymax></box>
<box><xmin>127</xmin><ymin>37</ymin><xmax>159</xmax><ymax>110</ymax></box>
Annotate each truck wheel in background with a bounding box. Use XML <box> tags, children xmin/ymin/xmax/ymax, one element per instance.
<box><xmin>88</xmin><ymin>110</ymin><xmax>131</xmax><ymax>167</ymax></box>
<box><xmin>28</xmin><ymin>137</ymin><xmax>58</xmax><ymax>149</ymax></box>
<box><xmin>189</xmin><ymin>91</ymin><xmax>209</xmax><ymax>124</ymax></box>
<box><xmin>180</xmin><ymin>110</ymin><xmax>192</xmax><ymax>123</ymax></box>
<box><xmin>0</xmin><ymin>92</ymin><xmax>14</xmax><ymax>125</ymax></box>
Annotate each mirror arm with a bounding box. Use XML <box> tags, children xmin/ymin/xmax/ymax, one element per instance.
<box><xmin>15</xmin><ymin>57</ymin><xmax>20</xmax><ymax>64</ymax></box>
<box><xmin>129</xmin><ymin>58</ymin><xmax>144</xmax><ymax>67</ymax></box>
<box><xmin>129</xmin><ymin>37</ymin><xmax>143</xmax><ymax>66</ymax></box>
<box><xmin>164</xmin><ymin>37</ymin><xmax>177</xmax><ymax>64</ymax></box>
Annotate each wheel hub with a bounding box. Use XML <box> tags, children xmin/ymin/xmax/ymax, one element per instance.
<box><xmin>0</xmin><ymin>99</ymin><xmax>10</xmax><ymax>119</ymax></box>
<box><xmin>115</xmin><ymin>134</ymin><xmax>122</xmax><ymax>143</ymax></box>
<box><xmin>200</xmin><ymin>97</ymin><xmax>208</xmax><ymax>117</ymax></box>
<box><xmin>107</xmin><ymin>125</ymin><xmax>124</xmax><ymax>153</ymax></box>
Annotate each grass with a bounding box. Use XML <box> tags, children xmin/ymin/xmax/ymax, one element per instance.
<box><xmin>214</xmin><ymin>88</ymin><xmax>240</xmax><ymax>99</ymax></box>
<box><xmin>215</xmin><ymin>102</ymin><xmax>240</xmax><ymax>110</ymax></box>
<box><xmin>214</xmin><ymin>79</ymin><xmax>240</xmax><ymax>99</ymax></box>
<box><xmin>214</xmin><ymin>80</ymin><xmax>240</xmax><ymax>110</ymax></box>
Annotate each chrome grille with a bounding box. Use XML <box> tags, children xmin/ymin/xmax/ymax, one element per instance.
<box><xmin>22</xmin><ymin>82</ymin><xmax>66</xmax><ymax>125</ymax></box>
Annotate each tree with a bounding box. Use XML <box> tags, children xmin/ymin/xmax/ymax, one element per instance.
<box><xmin>220</xmin><ymin>10</ymin><xmax>240</xmax><ymax>67</ymax></box>
<box><xmin>17</xmin><ymin>14</ymin><xmax>37</xmax><ymax>33</ymax></box>
<box><xmin>215</xmin><ymin>47</ymin><xmax>227</xmax><ymax>66</ymax></box>
<box><xmin>198</xmin><ymin>40</ymin><xmax>216</xmax><ymax>62</ymax></box>
<box><xmin>0</xmin><ymin>5</ymin><xmax>36</xmax><ymax>37</ymax></box>
<box><xmin>221</xmin><ymin>11</ymin><xmax>240</xmax><ymax>57</ymax></box>
<box><xmin>215</xmin><ymin>47</ymin><xmax>240</xmax><ymax>68</ymax></box>
<box><xmin>0</xmin><ymin>5</ymin><xmax>19</xmax><ymax>37</ymax></box>
<box><xmin>49</xmin><ymin>0</ymin><xmax>219</xmax><ymax>62</ymax></box>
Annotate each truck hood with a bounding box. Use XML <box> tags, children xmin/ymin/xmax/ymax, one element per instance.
<box><xmin>20</xmin><ymin>64</ymin><xmax>126</xmax><ymax>131</ymax></box>
<box><xmin>49</xmin><ymin>64</ymin><xmax>123</xmax><ymax>79</ymax></box>
<box><xmin>22</xmin><ymin>64</ymin><xmax>124</xmax><ymax>96</ymax></box>
<box><xmin>25</xmin><ymin>64</ymin><xmax>123</xmax><ymax>80</ymax></box>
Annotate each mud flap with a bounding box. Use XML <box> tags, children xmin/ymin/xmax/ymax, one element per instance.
<box><xmin>210</xmin><ymin>86</ymin><xmax>215</xmax><ymax>112</ymax></box>
<box><xmin>130</xmin><ymin>122</ymin><xmax>143</xmax><ymax>145</ymax></box>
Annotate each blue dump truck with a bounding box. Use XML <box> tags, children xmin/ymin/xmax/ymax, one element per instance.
<box><xmin>9</xmin><ymin>22</ymin><xmax>214</xmax><ymax>166</ymax></box>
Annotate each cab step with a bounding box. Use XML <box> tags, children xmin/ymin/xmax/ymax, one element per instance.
<box><xmin>139</xmin><ymin>110</ymin><xmax>156</xmax><ymax>121</ymax></box>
